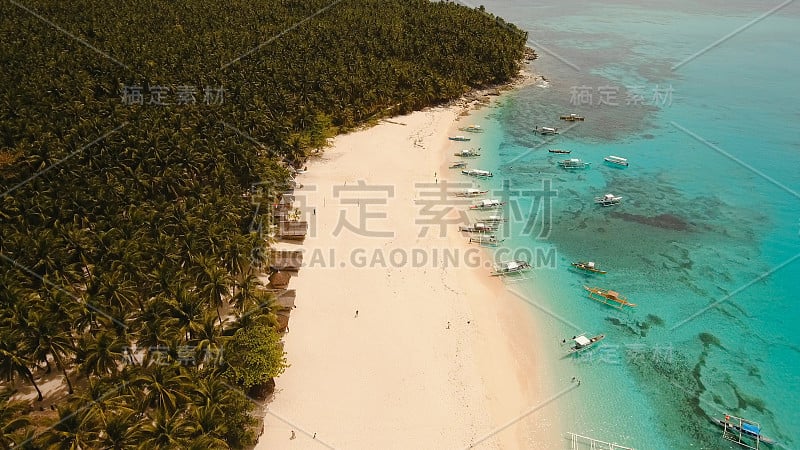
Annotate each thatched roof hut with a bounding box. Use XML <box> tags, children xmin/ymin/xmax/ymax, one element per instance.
<box><xmin>270</xmin><ymin>249</ymin><xmax>303</xmax><ymax>271</ymax></box>
<box><xmin>274</xmin><ymin>289</ymin><xmax>296</xmax><ymax>311</ymax></box>
<box><xmin>277</xmin><ymin>220</ymin><xmax>308</xmax><ymax>240</ymax></box>
<box><xmin>268</xmin><ymin>271</ymin><xmax>291</xmax><ymax>289</ymax></box>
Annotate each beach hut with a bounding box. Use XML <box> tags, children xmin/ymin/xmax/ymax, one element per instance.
<box><xmin>277</xmin><ymin>220</ymin><xmax>308</xmax><ymax>240</ymax></box>
<box><xmin>275</xmin><ymin>289</ymin><xmax>296</xmax><ymax>312</ymax></box>
<box><xmin>274</xmin><ymin>290</ymin><xmax>296</xmax><ymax>332</ymax></box>
<box><xmin>268</xmin><ymin>270</ymin><xmax>292</xmax><ymax>289</ymax></box>
<box><xmin>269</xmin><ymin>250</ymin><xmax>303</xmax><ymax>271</ymax></box>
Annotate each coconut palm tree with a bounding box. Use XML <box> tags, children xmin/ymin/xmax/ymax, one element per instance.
<box><xmin>0</xmin><ymin>389</ymin><xmax>31</xmax><ymax>449</ymax></box>
<box><xmin>131</xmin><ymin>363</ymin><xmax>191</xmax><ymax>413</ymax></box>
<box><xmin>134</xmin><ymin>409</ymin><xmax>196</xmax><ymax>448</ymax></box>
<box><xmin>37</xmin><ymin>404</ymin><xmax>96</xmax><ymax>450</ymax></box>
<box><xmin>23</xmin><ymin>310</ymin><xmax>76</xmax><ymax>394</ymax></box>
<box><xmin>76</xmin><ymin>330</ymin><xmax>127</xmax><ymax>379</ymax></box>
<box><xmin>95</xmin><ymin>410</ymin><xmax>139</xmax><ymax>450</ymax></box>
<box><xmin>0</xmin><ymin>331</ymin><xmax>42</xmax><ymax>401</ymax></box>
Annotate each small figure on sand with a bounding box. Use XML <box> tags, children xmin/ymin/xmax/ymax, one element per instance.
<box><xmin>355</xmin><ymin>310</ymin><xmax>359</xmax><ymax>318</ymax></box>
<box><xmin>447</xmin><ymin>321</ymin><xmax>450</xmax><ymax>329</ymax></box>
<box><xmin>290</xmin><ymin>430</ymin><xmax>296</xmax><ymax>440</ymax></box>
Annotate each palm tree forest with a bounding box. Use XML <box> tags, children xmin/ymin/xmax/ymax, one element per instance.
<box><xmin>0</xmin><ymin>0</ymin><xmax>527</xmax><ymax>447</ymax></box>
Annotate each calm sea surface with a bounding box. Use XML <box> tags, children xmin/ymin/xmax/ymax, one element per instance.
<box><xmin>461</xmin><ymin>1</ymin><xmax>800</xmax><ymax>447</ymax></box>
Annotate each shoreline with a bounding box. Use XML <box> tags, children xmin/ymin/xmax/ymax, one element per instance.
<box><xmin>257</xmin><ymin>71</ymin><xmax>562</xmax><ymax>448</ymax></box>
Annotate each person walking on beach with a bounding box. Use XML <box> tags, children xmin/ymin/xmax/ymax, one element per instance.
<box><xmin>447</xmin><ymin>321</ymin><xmax>450</xmax><ymax>329</ymax></box>
<box><xmin>355</xmin><ymin>310</ymin><xmax>359</xmax><ymax>318</ymax></box>
<box><xmin>290</xmin><ymin>430</ymin><xmax>295</xmax><ymax>440</ymax></box>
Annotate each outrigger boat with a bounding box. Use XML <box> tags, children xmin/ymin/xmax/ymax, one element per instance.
<box><xmin>583</xmin><ymin>286</ymin><xmax>636</xmax><ymax>309</ymax></box>
<box><xmin>604</xmin><ymin>155</ymin><xmax>629</xmax><ymax>167</ymax></box>
<box><xmin>564</xmin><ymin>333</ymin><xmax>605</xmax><ymax>353</ymax></box>
<box><xmin>548</xmin><ymin>149</ymin><xmax>571</xmax><ymax>154</ymax></box>
<box><xmin>469</xmin><ymin>234</ymin><xmax>503</xmax><ymax>246</ymax></box>
<box><xmin>469</xmin><ymin>199</ymin><xmax>505</xmax><ymax>210</ymax></box>
<box><xmin>462</xmin><ymin>169</ymin><xmax>493</xmax><ymax>178</ymax></box>
<box><xmin>483</xmin><ymin>215</ymin><xmax>506</xmax><ymax>223</ymax></box>
<box><xmin>454</xmin><ymin>188</ymin><xmax>487</xmax><ymax>198</ymax></box>
<box><xmin>459</xmin><ymin>222</ymin><xmax>497</xmax><ymax>233</ymax></box>
<box><xmin>459</xmin><ymin>124</ymin><xmax>484</xmax><ymax>133</ymax></box>
<box><xmin>491</xmin><ymin>260</ymin><xmax>532</xmax><ymax>276</ymax></box>
<box><xmin>534</xmin><ymin>126</ymin><xmax>559</xmax><ymax>135</ymax></box>
<box><xmin>595</xmin><ymin>193</ymin><xmax>622</xmax><ymax>206</ymax></box>
<box><xmin>571</xmin><ymin>261</ymin><xmax>607</xmax><ymax>274</ymax></box>
<box><xmin>712</xmin><ymin>414</ymin><xmax>776</xmax><ymax>448</ymax></box>
<box><xmin>454</xmin><ymin>148</ymin><xmax>481</xmax><ymax>157</ymax></box>
<box><xmin>558</xmin><ymin>158</ymin><xmax>591</xmax><ymax>169</ymax></box>
<box><xmin>449</xmin><ymin>135</ymin><xmax>471</xmax><ymax>142</ymax></box>
<box><xmin>449</xmin><ymin>161</ymin><xmax>467</xmax><ymax>169</ymax></box>
<box><xmin>560</xmin><ymin>113</ymin><xmax>585</xmax><ymax>122</ymax></box>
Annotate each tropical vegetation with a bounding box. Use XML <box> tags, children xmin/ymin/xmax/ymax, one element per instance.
<box><xmin>0</xmin><ymin>0</ymin><xmax>527</xmax><ymax>447</ymax></box>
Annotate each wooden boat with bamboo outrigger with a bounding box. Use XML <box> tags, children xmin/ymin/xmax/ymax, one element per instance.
<box><xmin>462</xmin><ymin>169</ymin><xmax>493</xmax><ymax>178</ymax></box>
<box><xmin>491</xmin><ymin>260</ymin><xmax>532</xmax><ymax>276</ymax></box>
<box><xmin>449</xmin><ymin>161</ymin><xmax>467</xmax><ymax>169</ymax></box>
<box><xmin>560</xmin><ymin>113</ymin><xmax>585</xmax><ymax>122</ymax></box>
<box><xmin>563</xmin><ymin>333</ymin><xmax>605</xmax><ymax>353</ymax></box>
<box><xmin>571</xmin><ymin>261</ymin><xmax>607</xmax><ymax>274</ymax></box>
<box><xmin>533</xmin><ymin>126</ymin><xmax>559</xmax><ymax>135</ymax></box>
<box><xmin>712</xmin><ymin>414</ymin><xmax>777</xmax><ymax>448</ymax></box>
<box><xmin>449</xmin><ymin>135</ymin><xmax>471</xmax><ymax>142</ymax></box>
<box><xmin>469</xmin><ymin>234</ymin><xmax>503</xmax><ymax>247</ymax></box>
<box><xmin>453</xmin><ymin>188</ymin><xmax>487</xmax><ymax>198</ymax></box>
<box><xmin>595</xmin><ymin>193</ymin><xmax>622</xmax><ymax>207</ymax></box>
<box><xmin>469</xmin><ymin>199</ymin><xmax>505</xmax><ymax>210</ymax></box>
<box><xmin>548</xmin><ymin>149</ymin><xmax>571</xmax><ymax>154</ymax></box>
<box><xmin>458</xmin><ymin>222</ymin><xmax>498</xmax><ymax>233</ymax></box>
<box><xmin>454</xmin><ymin>148</ymin><xmax>481</xmax><ymax>157</ymax></box>
<box><xmin>458</xmin><ymin>124</ymin><xmax>484</xmax><ymax>133</ymax></box>
<box><xmin>583</xmin><ymin>286</ymin><xmax>636</xmax><ymax>309</ymax></box>
<box><xmin>558</xmin><ymin>158</ymin><xmax>591</xmax><ymax>169</ymax></box>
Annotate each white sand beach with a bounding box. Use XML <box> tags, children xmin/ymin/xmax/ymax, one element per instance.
<box><xmin>257</xmin><ymin>102</ymin><xmax>562</xmax><ymax>449</ymax></box>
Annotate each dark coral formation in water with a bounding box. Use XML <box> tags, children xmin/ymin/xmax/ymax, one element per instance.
<box><xmin>606</xmin><ymin>314</ymin><xmax>665</xmax><ymax>337</ymax></box>
<box><xmin>610</xmin><ymin>212</ymin><xmax>690</xmax><ymax>231</ymax></box>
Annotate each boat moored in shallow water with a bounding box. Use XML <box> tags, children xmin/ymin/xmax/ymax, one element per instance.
<box><xmin>491</xmin><ymin>260</ymin><xmax>532</xmax><ymax>276</ymax></box>
<box><xmin>462</xmin><ymin>169</ymin><xmax>493</xmax><ymax>178</ymax></box>
<box><xmin>594</xmin><ymin>193</ymin><xmax>622</xmax><ymax>206</ymax></box>
<box><xmin>571</xmin><ymin>261</ymin><xmax>607</xmax><ymax>274</ymax></box>
<box><xmin>449</xmin><ymin>135</ymin><xmax>471</xmax><ymax>141</ymax></box>
<box><xmin>534</xmin><ymin>126</ymin><xmax>559</xmax><ymax>135</ymax></box>
<box><xmin>459</xmin><ymin>124</ymin><xmax>484</xmax><ymax>133</ymax></box>
<box><xmin>558</xmin><ymin>158</ymin><xmax>591</xmax><ymax>169</ymax></box>
<box><xmin>564</xmin><ymin>333</ymin><xmax>605</xmax><ymax>353</ymax></box>
<box><xmin>604</xmin><ymin>155</ymin><xmax>629</xmax><ymax>167</ymax></box>
<box><xmin>454</xmin><ymin>148</ymin><xmax>481</xmax><ymax>157</ymax></box>
<box><xmin>458</xmin><ymin>222</ymin><xmax>497</xmax><ymax>233</ymax></box>
<box><xmin>712</xmin><ymin>415</ymin><xmax>776</xmax><ymax>448</ymax></box>
<box><xmin>469</xmin><ymin>199</ymin><xmax>504</xmax><ymax>210</ymax></box>
<box><xmin>453</xmin><ymin>188</ymin><xmax>487</xmax><ymax>198</ymax></box>
<box><xmin>583</xmin><ymin>286</ymin><xmax>636</xmax><ymax>309</ymax></box>
<box><xmin>469</xmin><ymin>234</ymin><xmax>502</xmax><ymax>246</ymax></box>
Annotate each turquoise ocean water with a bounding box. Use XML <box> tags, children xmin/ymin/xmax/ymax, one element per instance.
<box><xmin>463</xmin><ymin>1</ymin><xmax>799</xmax><ymax>448</ymax></box>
